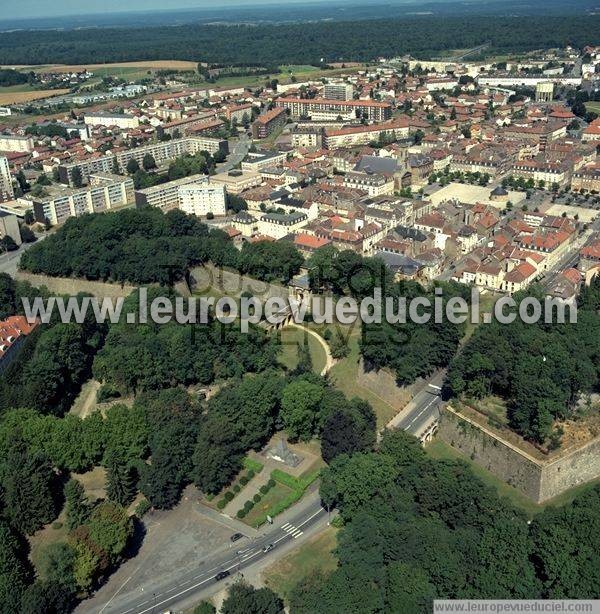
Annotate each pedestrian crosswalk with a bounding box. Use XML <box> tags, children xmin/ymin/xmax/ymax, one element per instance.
<box><xmin>281</xmin><ymin>522</ymin><xmax>303</xmax><ymax>539</ymax></box>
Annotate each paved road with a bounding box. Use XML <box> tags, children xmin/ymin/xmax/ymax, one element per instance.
<box><xmin>386</xmin><ymin>370</ymin><xmax>445</xmax><ymax>437</ymax></box>
<box><xmin>0</xmin><ymin>234</ymin><xmax>46</xmax><ymax>277</ymax></box>
<box><xmin>92</xmin><ymin>493</ymin><xmax>328</xmax><ymax>614</ymax></box>
<box><xmin>216</xmin><ymin>135</ymin><xmax>251</xmax><ymax>174</ymax></box>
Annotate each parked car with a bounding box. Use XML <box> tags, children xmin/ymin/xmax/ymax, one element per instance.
<box><xmin>230</xmin><ymin>533</ymin><xmax>244</xmax><ymax>542</ymax></box>
<box><xmin>262</xmin><ymin>543</ymin><xmax>274</xmax><ymax>553</ymax></box>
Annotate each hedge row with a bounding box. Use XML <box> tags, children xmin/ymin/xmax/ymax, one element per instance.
<box><xmin>242</xmin><ymin>457</ymin><xmax>264</xmax><ymax>474</ymax></box>
<box><xmin>251</xmin><ymin>469</ymin><xmax>321</xmax><ymax>527</ymax></box>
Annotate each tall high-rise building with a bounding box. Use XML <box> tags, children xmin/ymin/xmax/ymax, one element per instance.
<box><xmin>0</xmin><ymin>157</ymin><xmax>14</xmax><ymax>203</ymax></box>
<box><xmin>323</xmin><ymin>81</ymin><xmax>354</xmax><ymax>101</ymax></box>
<box><xmin>179</xmin><ymin>179</ymin><xmax>227</xmax><ymax>218</ymax></box>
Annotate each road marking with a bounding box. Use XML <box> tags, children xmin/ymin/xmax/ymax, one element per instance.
<box><xmin>123</xmin><ymin>507</ymin><xmax>327</xmax><ymax>614</ymax></box>
<box><xmin>406</xmin><ymin>396</ymin><xmax>439</xmax><ymax>430</ymax></box>
<box><xmin>281</xmin><ymin>523</ymin><xmax>304</xmax><ymax>538</ymax></box>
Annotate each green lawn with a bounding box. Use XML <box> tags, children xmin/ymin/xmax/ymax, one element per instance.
<box><xmin>327</xmin><ymin>324</ymin><xmax>399</xmax><ymax>427</ymax></box>
<box><xmin>208</xmin><ymin>64</ymin><xmax>364</xmax><ymax>89</ymax></box>
<box><xmin>585</xmin><ymin>101</ymin><xmax>600</xmax><ymax>115</ymax></box>
<box><xmin>277</xmin><ymin>326</ymin><xmax>327</xmax><ymax>375</ymax></box>
<box><xmin>263</xmin><ymin>525</ymin><xmax>338</xmax><ymax>600</ymax></box>
<box><xmin>241</xmin><ymin>482</ymin><xmax>295</xmax><ymax>527</ymax></box>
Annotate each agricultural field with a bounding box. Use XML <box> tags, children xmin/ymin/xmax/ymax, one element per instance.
<box><xmin>2</xmin><ymin>60</ymin><xmax>198</xmax><ymax>74</ymax></box>
<box><xmin>0</xmin><ymin>86</ymin><xmax>69</xmax><ymax>105</ymax></box>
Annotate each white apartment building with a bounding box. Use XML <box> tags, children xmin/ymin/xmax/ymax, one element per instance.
<box><xmin>29</xmin><ymin>172</ymin><xmax>133</xmax><ymax>225</ymax></box>
<box><xmin>323</xmin><ymin>122</ymin><xmax>410</xmax><ymax>149</ymax></box>
<box><xmin>84</xmin><ymin>112</ymin><xmax>140</xmax><ymax>130</ymax></box>
<box><xmin>134</xmin><ymin>174</ymin><xmax>207</xmax><ymax>212</ymax></box>
<box><xmin>323</xmin><ymin>82</ymin><xmax>354</xmax><ymax>101</ymax></box>
<box><xmin>59</xmin><ymin>136</ymin><xmax>228</xmax><ymax>185</ymax></box>
<box><xmin>0</xmin><ymin>135</ymin><xmax>34</xmax><ymax>153</ymax></box>
<box><xmin>179</xmin><ymin>180</ymin><xmax>226</xmax><ymax>217</ymax></box>
<box><xmin>0</xmin><ymin>157</ymin><xmax>14</xmax><ymax>203</ymax></box>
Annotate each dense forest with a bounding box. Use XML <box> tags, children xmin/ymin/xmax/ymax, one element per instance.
<box><xmin>19</xmin><ymin>208</ymin><xmax>304</xmax><ymax>285</ymax></box>
<box><xmin>0</xmin><ymin>69</ymin><xmax>30</xmax><ymax>87</ymax></box>
<box><xmin>446</xmin><ymin>281</ymin><xmax>600</xmax><ymax>443</ymax></box>
<box><xmin>0</xmin><ymin>16</ymin><xmax>598</xmax><ymax>66</ymax></box>
<box><xmin>287</xmin><ymin>430</ymin><xmax>600</xmax><ymax>612</ymax></box>
<box><xmin>0</xmin><ymin>263</ymin><xmax>378</xmax><ymax>609</ymax></box>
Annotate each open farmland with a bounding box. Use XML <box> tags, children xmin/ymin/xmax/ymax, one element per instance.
<box><xmin>0</xmin><ymin>86</ymin><xmax>70</xmax><ymax>105</ymax></box>
<box><xmin>1</xmin><ymin>60</ymin><xmax>199</xmax><ymax>72</ymax></box>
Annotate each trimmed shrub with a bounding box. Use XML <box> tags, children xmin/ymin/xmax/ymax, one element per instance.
<box><xmin>253</xmin><ymin>494</ymin><xmax>261</xmax><ymax>503</ymax></box>
<box><xmin>224</xmin><ymin>491</ymin><xmax>234</xmax><ymax>502</ymax></box>
<box><xmin>243</xmin><ymin>457</ymin><xmax>264</xmax><ymax>473</ymax></box>
<box><xmin>267</xmin><ymin>478</ymin><xmax>276</xmax><ymax>488</ymax></box>
<box><xmin>243</xmin><ymin>500</ymin><xmax>254</xmax><ymax>512</ymax></box>
<box><xmin>259</xmin><ymin>485</ymin><xmax>269</xmax><ymax>495</ymax></box>
<box><xmin>237</xmin><ymin>509</ymin><xmax>246</xmax><ymax>519</ymax></box>
<box><xmin>233</xmin><ymin>484</ymin><xmax>241</xmax><ymax>493</ymax></box>
<box><xmin>240</xmin><ymin>476</ymin><xmax>249</xmax><ymax>486</ymax></box>
<box><xmin>217</xmin><ymin>499</ymin><xmax>227</xmax><ymax>510</ymax></box>
<box><xmin>247</xmin><ymin>469</ymin><xmax>255</xmax><ymax>480</ymax></box>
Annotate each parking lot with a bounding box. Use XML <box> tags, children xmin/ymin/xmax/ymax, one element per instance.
<box><xmin>77</xmin><ymin>486</ymin><xmax>249</xmax><ymax>614</ymax></box>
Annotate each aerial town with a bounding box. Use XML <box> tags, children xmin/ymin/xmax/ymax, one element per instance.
<box><xmin>0</xmin><ymin>7</ymin><xmax>599</xmax><ymax>614</ymax></box>
<box><xmin>1</xmin><ymin>48</ymin><xmax>599</xmax><ymax>301</ymax></box>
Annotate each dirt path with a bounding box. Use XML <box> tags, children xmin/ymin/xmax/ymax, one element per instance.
<box><xmin>69</xmin><ymin>380</ymin><xmax>101</xmax><ymax>419</ymax></box>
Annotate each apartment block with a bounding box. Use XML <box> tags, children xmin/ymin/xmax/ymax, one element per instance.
<box><xmin>241</xmin><ymin>150</ymin><xmax>288</xmax><ymax>172</ymax></box>
<box><xmin>0</xmin><ymin>135</ymin><xmax>34</xmax><ymax>153</ymax></box>
<box><xmin>323</xmin><ymin>82</ymin><xmax>354</xmax><ymax>101</ymax></box>
<box><xmin>252</xmin><ymin>107</ymin><xmax>287</xmax><ymax>139</ymax></box>
<box><xmin>59</xmin><ymin>136</ymin><xmax>228</xmax><ymax>185</ymax></box>
<box><xmin>179</xmin><ymin>180</ymin><xmax>227</xmax><ymax>217</ymax></box>
<box><xmin>84</xmin><ymin>112</ymin><xmax>140</xmax><ymax>130</ymax></box>
<box><xmin>29</xmin><ymin>172</ymin><xmax>134</xmax><ymax>225</ymax></box>
<box><xmin>323</xmin><ymin>121</ymin><xmax>410</xmax><ymax>149</ymax></box>
<box><xmin>0</xmin><ymin>156</ymin><xmax>14</xmax><ymax>203</ymax></box>
<box><xmin>135</xmin><ymin>174</ymin><xmax>208</xmax><ymax>212</ymax></box>
<box><xmin>275</xmin><ymin>97</ymin><xmax>392</xmax><ymax>122</ymax></box>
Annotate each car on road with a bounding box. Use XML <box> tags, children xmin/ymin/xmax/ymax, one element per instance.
<box><xmin>262</xmin><ymin>543</ymin><xmax>274</xmax><ymax>553</ymax></box>
<box><xmin>215</xmin><ymin>570</ymin><xmax>231</xmax><ymax>581</ymax></box>
<box><xmin>230</xmin><ymin>532</ymin><xmax>244</xmax><ymax>542</ymax></box>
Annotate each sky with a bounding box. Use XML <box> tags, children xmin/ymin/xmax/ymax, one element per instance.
<box><xmin>11</xmin><ymin>0</ymin><xmax>337</xmax><ymax>19</ymax></box>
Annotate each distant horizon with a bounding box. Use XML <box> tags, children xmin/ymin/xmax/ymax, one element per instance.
<box><xmin>7</xmin><ymin>0</ymin><xmax>424</xmax><ymax>21</ymax></box>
